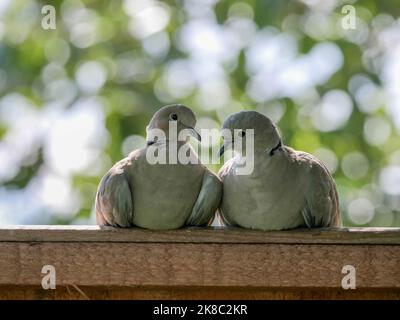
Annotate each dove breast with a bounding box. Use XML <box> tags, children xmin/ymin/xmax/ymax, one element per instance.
<box><xmin>219</xmin><ymin>146</ymin><xmax>339</xmax><ymax>231</ymax></box>
<box><xmin>125</xmin><ymin>146</ymin><xmax>205</xmax><ymax>230</ymax></box>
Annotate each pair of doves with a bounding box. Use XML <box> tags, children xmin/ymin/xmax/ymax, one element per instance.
<box><xmin>95</xmin><ymin>104</ymin><xmax>341</xmax><ymax>231</ymax></box>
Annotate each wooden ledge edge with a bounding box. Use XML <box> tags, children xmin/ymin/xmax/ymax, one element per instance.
<box><xmin>0</xmin><ymin>226</ymin><xmax>399</xmax><ymax>244</ymax></box>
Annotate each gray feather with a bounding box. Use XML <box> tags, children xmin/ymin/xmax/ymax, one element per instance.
<box><xmin>298</xmin><ymin>151</ymin><xmax>341</xmax><ymax>228</ymax></box>
<box><xmin>95</xmin><ymin>159</ymin><xmax>133</xmax><ymax>227</ymax></box>
<box><xmin>186</xmin><ymin>171</ymin><xmax>222</xmax><ymax>226</ymax></box>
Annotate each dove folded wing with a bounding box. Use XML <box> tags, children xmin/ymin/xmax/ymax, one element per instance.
<box><xmin>186</xmin><ymin>170</ymin><xmax>222</xmax><ymax>226</ymax></box>
<box><xmin>299</xmin><ymin>152</ymin><xmax>341</xmax><ymax>228</ymax></box>
<box><xmin>95</xmin><ymin>158</ymin><xmax>134</xmax><ymax>227</ymax></box>
<box><xmin>216</xmin><ymin>158</ymin><xmax>237</xmax><ymax>227</ymax></box>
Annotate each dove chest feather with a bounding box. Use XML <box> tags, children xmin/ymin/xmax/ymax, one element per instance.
<box><xmin>222</xmin><ymin>154</ymin><xmax>310</xmax><ymax>230</ymax></box>
<box><xmin>127</xmin><ymin>154</ymin><xmax>205</xmax><ymax>229</ymax></box>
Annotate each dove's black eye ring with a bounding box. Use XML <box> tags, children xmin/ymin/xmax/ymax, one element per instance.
<box><xmin>170</xmin><ymin>113</ymin><xmax>178</xmax><ymax>121</ymax></box>
<box><xmin>239</xmin><ymin>130</ymin><xmax>245</xmax><ymax>137</ymax></box>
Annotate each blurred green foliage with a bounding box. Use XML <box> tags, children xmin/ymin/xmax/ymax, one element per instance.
<box><xmin>0</xmin><ymin>0</ymin><xmax>399</xmax><ymax>226</ymax></box>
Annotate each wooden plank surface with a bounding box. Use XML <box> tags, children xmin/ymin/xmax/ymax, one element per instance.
<box><xmin>0</xmin><ymin>225</ymin><xmax>399</xmax><ymax>244</ymax></box>
<box><xmin>0</xmin><ymin>242</ymin><xmax>399</xmax><ymax>288</ymax></box>
<box><xmin>0</xmin><ymin>226</ymin><xmax>399</xmax><ymax>299</ymax></box>
<box><xmin>1</xmin><ymin>286</ymin><xmax>399</xmax><ymax>300</ymax></box>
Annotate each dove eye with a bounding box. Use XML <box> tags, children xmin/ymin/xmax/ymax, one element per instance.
<box><xmin>170</xmin><ymin>113</ymin><xmax>178</xmax><ymax>121</ymax></box>
<box><xmin>239</xmin><ymin>130</ymin><xmax>245</xmax><ymax>137</ymax></box>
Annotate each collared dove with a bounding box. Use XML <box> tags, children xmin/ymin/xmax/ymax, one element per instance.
<box><xmin>218</xmin><ymin>111</ymin><xmax>341</xmax><ymax>231</ymax></box>
<box><xmin>95</xmin><ymin>104</ymin><xmax>222</xmax><ymax>229</ymax></box>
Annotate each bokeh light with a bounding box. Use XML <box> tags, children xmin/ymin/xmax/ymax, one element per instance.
<box><xmin>0</xmin><ymin>0</ymin><xmax>399</xmax><ymax>226</ymax></box>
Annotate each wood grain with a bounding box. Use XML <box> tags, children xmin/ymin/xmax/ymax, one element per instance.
<box><xmin>0</xmin><ymin>225</ymin><xmax>399</xmax><ymax>244</ymax></box>
<box><xmin>1</xmin><ymin>286</ymin><xmax>399</xmax><ymax>300</ymax></box>
<box><xmin>0</xmin><ymin>242</ymin><xmax>399</xmax><ymax>288</ymax></box>
<box><xmin>0</xmin><ymin>226</ymin><xmax>399</xmax><ymax>299</ymax></box>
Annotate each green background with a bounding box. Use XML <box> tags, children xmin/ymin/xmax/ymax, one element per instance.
<box><xmin>0</xmin><ymin>0</ymin><xmax>399</xmax><ymax>226</ymax></box>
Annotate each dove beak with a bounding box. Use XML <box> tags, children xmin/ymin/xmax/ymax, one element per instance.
<box><xmin>218</xmin><ymin>145</ymin><xmax>225</xmax><ymax>158</ymax></box>
<box><xmin>182</xmin><ymin>124</ymin><xmax>201</xmax><ymax>142</ymax></box>
<box><xmin>219</xmin><ymin>139</ymin><xmax>233</xmax><ymax>158</ymax></box>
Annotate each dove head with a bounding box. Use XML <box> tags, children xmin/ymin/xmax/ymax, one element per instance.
<box><xmin>219</xmin><ymin>111</ymin><xmax>282</xmax><ymax>157</ymax></box>
<box><xmin>146</xmin><ymin>104</ymin><xmax>201</xmax><ymax>144</ymax></box>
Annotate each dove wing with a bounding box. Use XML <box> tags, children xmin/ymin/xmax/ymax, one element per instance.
<box><xmin>215</xmin><ymin>159</ymin><xmax>237</xmax><ymax>227</ymax></box>
<box><xmin>186</xmin><ymin>170</ymin><xmax>222</xmax><ymax>226</ymax></box>
<box><xmin>299</xmin><ymin>152</ymin><xmax>341</xmax><ymax>228</ymax></box>
<box><xmin>95</xmin><ymin>158</ymin><xmax>134</xmax><ymax>227</ymax></box>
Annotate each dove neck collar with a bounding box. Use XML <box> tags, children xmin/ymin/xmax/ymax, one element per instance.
<box><xmin>147</xmin><ymin>139</ymin><xmax>188</xmax><ymax>146</ymax></box>
<box><xmin>269</xmin><ymin>139</ymin><xmax>282</xmax><ymax>156</ymax></box>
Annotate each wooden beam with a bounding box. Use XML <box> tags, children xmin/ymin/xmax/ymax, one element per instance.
<box><xmin>0</xmin><ymin>225</ymin><xmax>399</xmax><ymax>244</ymax></box>
<box><xmin>1</xmin><ymin>286</ymin><xmax>399</xmax><ymax>300</ymax></box>
<box><xmin>0</xmin><ymin>226</ymin><xmax>399</xmax><ymax>299</ymax></box>
<box><xmin>0</xmin><ymin>242</ymin><xmax>399</xmax><ymax>288</ymax></box>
